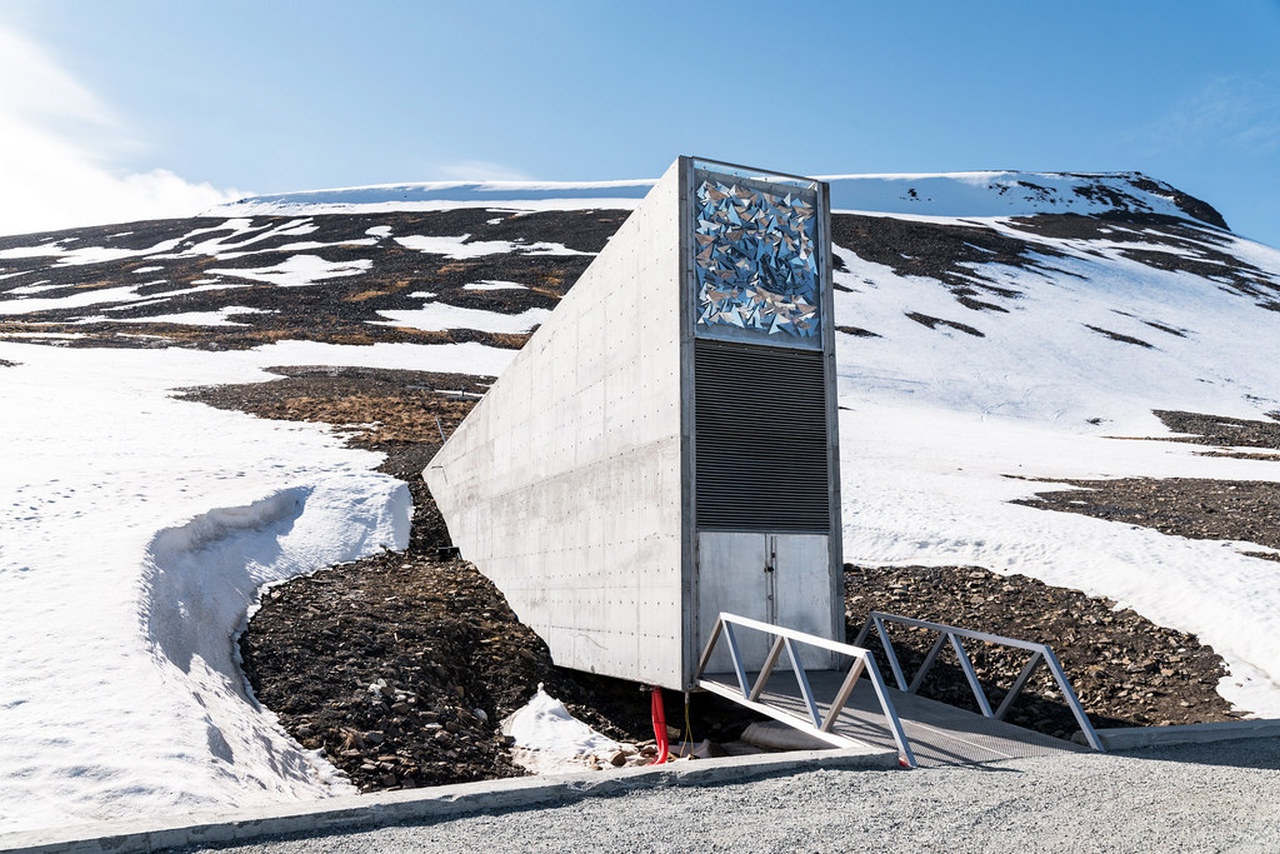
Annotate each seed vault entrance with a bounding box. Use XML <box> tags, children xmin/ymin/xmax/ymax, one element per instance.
<box><xmin>425</xmin><ymin>156</ymin><xmax>842</xmax><ymax>689</ymax></box>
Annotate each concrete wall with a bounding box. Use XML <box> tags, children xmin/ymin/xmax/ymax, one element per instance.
<box><xmin>426</xmin><ymin>159</ymin><xmax>688</xmax><ymax>688</ymax></box>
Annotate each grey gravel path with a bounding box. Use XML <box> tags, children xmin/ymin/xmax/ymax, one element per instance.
<box><xmin>174</xmin><ymin>738</ymin><xmax>1280</xmax><ymax>854</ymax></box>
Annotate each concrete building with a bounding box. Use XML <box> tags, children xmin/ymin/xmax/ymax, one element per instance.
<box><xmin>425</xmin><ymin>156</ymin><xmax>842</xmax><ymax>690</ymax></box>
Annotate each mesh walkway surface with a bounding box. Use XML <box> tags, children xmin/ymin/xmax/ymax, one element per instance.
<box><xmin>703</xmin><ymin>669</ymin><xmax>1089</xmax><ymax>767</ymax></box>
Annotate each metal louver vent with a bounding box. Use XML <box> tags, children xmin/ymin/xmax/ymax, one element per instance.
<box><xmin>694</xmin><ymin>339</ymin><xmax>830</xmax><ymax>532</ymax></box>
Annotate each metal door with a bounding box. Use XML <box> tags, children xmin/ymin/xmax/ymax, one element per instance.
<box><xmin>696</xmin><ymin>531</ymin><xmax>833</xmax><ymax>674</ymax></box>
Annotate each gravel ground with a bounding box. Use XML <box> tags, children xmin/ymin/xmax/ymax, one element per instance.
<box><xmin>173</xmin><ymin>737</ymin><xmax>1280</xmax><ymax>853</ymax></box>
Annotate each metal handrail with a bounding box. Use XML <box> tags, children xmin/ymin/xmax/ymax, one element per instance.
<box><xmin>854</xmin><ymin>611</ymin><xmax>1104</xmax><ymax>751</ymax></box>
<box><xmin>694</xmin><ymin>612</ymin><xmax>917</xmax><ymax>768</ymax></box>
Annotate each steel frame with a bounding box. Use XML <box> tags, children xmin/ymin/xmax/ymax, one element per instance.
<box><xmin>693</xmin><ymin>611</ymin><xmax>917</xmax><ymax>768</ymax></box>
<box><xmin>854</xmin><ymin>611</ymin><xmax>1104</xmax><ymax>751</ymax></box>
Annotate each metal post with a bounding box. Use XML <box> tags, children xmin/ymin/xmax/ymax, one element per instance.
<box><xmin>784</xmin><ymin>637</ymin><xmax>822</xmax><ymax>728</ymax></box>
<box><xmin>863</xmin><ymin>655</ymin><xmax>917</xmax><ymax>769</ymax></box>
<box><xmin>909</xmin><ymin>632</ymin><xmax>949</xmax><ymax>694</ymax></box>
<box><xmin>750</xmin><ymin>635</ymin><xmax>786</xmax><ymax>702</ymax></box>
<box><xmin>994</xmin><ymin>651</ymin><xmax>1043</xmax><ymax>721</ymax></box>
<box><xmin>948</xmin><ymin>633</ymin><xmax>994</xmax><ymax>718</ymax></box>
<box><xmin>873</xmin><ymin>615</ymin><xmax>910</xmax><ymax>691</ymax></box>
<box><xmin>1042</xmin><ymin>647</ymin><xmax>1104</xmax><ymax>751</ymax></box>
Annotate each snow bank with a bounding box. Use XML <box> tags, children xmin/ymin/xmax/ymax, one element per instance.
<box><xmin>0</xmin><ymin>341</ymin><xmax>420</xmax><ymax>834</ymax></box>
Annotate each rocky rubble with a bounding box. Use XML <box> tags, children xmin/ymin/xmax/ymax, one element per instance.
<box><xmin>845</xmin><ymin>564</ymin><xmax>1239</xmax><ymax>740</ymax></box>
<box><xmin>219</xmin><ymin>369</ymin><xmax>754</xmax><ymax>791</ymax></box>
<box><xmin>184</xmin><ymin>368</ymin><xmax>1261</xmax><ymax>792</ymax></box>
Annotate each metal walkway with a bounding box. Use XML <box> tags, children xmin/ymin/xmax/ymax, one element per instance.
<box><xmin>694</xmin><ymin>612</ymin><xmax>1092</xmax><ymax>768</ymax></box>
<box><xmin>700</xmin><ymin>669</ymin><xmax>1087</xmax><ymax>767</ymax></box>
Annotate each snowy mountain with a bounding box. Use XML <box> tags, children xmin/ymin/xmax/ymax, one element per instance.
<box><xmin>2</xmin><ymin>169</ymin><xmax>1280</xmax><ymax>835</ymax></box>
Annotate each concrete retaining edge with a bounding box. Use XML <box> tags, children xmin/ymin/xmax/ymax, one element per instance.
<box><xmin>1072</xmin><ymin>718</ymin><xmax>1280</xmax><ymax>751</ymax></box>
<box><xmin>0</xmin><ymin>745</ymin><xmax>897</xmax><ymax>854</ymax></box>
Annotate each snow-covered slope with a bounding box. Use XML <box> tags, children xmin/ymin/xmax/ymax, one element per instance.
<box><xmin>210</xmin><ymin>170</ymin><xmax>1226</xmax><ymax>228</ymax></box>
<box><xmin>1</xmin><ymin>170</ymin><xmax>1278</xmax><ymax>835</ymax></box>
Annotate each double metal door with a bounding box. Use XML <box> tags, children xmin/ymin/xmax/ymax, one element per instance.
<box><xmin>695</xmin><ymin>531</ymin><xmax>835</xmax><ymax>673</ymax></box>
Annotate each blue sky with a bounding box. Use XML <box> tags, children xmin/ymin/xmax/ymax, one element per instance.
<box><xmin>2</xmin><ymin>0</ymin><xmax>1278</xmax><ymax>245</ymax></box>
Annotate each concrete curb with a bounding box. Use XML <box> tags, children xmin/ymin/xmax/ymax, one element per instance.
<box><xmin>0</xmin><ymin>745</ymin><xmax>897</xmax><ymax>854</ymax></box>
<box><xmin>1073</xmin><ymin>718</ymin><xmax>1280</xmax><ymax>751</ymax></box>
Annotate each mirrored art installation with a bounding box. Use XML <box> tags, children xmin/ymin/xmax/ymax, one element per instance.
<box><xmin>693</xmin><ymin>176</ymin><xmax>820</xmax><ymax>342</ymax></box>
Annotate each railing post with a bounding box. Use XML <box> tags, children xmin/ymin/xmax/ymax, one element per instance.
<box><xmin>822</xmin><ymin>656</ymin><xmax>867</xmax><ymax>732</ymax></box>
<box><xmin>873</xmin><ymin>614</ymin><xmax>909</xmax><ymax>691</ymax></box>
<box><xmin>722</xmin><ymin>622</ymin><xmax>750</xmax><ymax>698</ymax></box>
<box><xmin>750</xmin><ymin>635</ymin><xmax>786</xmax><ymax>701</ymax></box>
<box><xmin>1041</xmin><ymin>646</ymin><xmax>1104</xmax><ymax>751</ymax></box>
<box><xmin>693</xmin><ymin>612</ymin><xmax>919</xmax><ymax>763</ymax></box>
<box><xmin>994</xmin><ymin>651</ymin><xmax>1043</xmax><ymax>721</ymax></box>
<box><xmin>909</xmin><ymin>631</ymin><xmax>948</xmax><ymax>694</ymax></box>
<box><xmin>783</xmin><ymin>637</ymin><xmax>822</xmax><ymax>728</ymax></box>
<box><xmin>863</xmin><ymin>654</ymin><xmax>917</xmax><ymax>768</ymax></box>
<box><xmin>854</xmin><ymin>611</ymin><xmax>1104</xmax><ymax>752</ymax></box>
<box><xmin>947</xmin><ymin>633</ymin><xmax>994</xmax><ymax>718</ymax></box>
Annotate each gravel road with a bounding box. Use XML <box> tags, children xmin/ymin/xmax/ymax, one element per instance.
<box><xmin>175</xmin><ymin>737</ymin><xmax>1280</xmax><ymax>853</ymax></box>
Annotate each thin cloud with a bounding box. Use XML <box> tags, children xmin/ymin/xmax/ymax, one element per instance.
<box><xmin>0</xmin><ymin>24</ymin><xmax>240</xmax><ymax>238</ymax></box>
<box><xmin>1147</xmin><ymin>74</ymin><xmax>1280</xmax><ymax>156</ymax></box>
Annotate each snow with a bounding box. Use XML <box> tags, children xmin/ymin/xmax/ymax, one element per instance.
<box><xmin>501</xmin><ymin>685</ymin><xmax>619</xmax><ymax>774</ymax></box>
<box><xmin>0</xmin><ymin>238</ymin><xmax>183</xmax><ymax>266</ymax></box>
<box><xmin>838</xmin><ymin>401</ymin><xmax>1280</xmax><ymax>716</ymax></box>
<box><xmin>391</xmin><ymin>235</ymin><xmax>589</xmax><ymax>260</ymax></box>
<box><xmin>208</xmin><ymin>171</ymin><xmax>1207</xmax><ymax>227</ymax></box>
<box><xmin>393</xmin><ymin>234</ymin><xmax>521</xmax><ymax>259</ymax></box>
<box><xmin>206</xmin><ymin>254</ymin><xmax>372</xmax><ymax>287</ymax></box>
<box><xmin>831</xmin><ymin>226</ymin><xmax>1280</xmax><ymax>718</ymax></box>
<box><xmin>0</xmin><ymin>282</ymin><xmax>250</xmax><ymax>316</ymax></box>
<box><xmin>208</xmin><ymin>179</ymin><xmax>654</xmax><ymax>217</ymax></box>
<box><xmin>376</xmin><ymin>299</ymin><xmax>551</xmax><ymax>335</ymax></box>
<box><xmin>2</xmin><ymin>171</ymin><xmax>1279</xmax><ymax>837</ymax></box>
<box><xmin>101</xmin><ymin>306</ymin><xmax>271</xmax><ymax>326</ymax></box>
<box><xmin>822</xmin><ymin>171</ymin><xmax>1200</xmax><ymax>220</ymax></box>
<box><xmin>0</xmin><ymin>283</ymin><xmax>144</xmax><ymax>314</ymax></box>
<box><xmin>463</xmin><ymin>280</ymin><xmax>528</xmax><ymax>291</ymax></box>
<box><xmin>0</xmin><ymin>338</ymin><xmax>515</xmax><ymax>834</ymax></box>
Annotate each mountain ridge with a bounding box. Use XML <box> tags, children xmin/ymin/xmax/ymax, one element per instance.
<box><xmin>207</xmin><ymin>169</ymin><xmax>1228</xmax><ymax>231</ymax></box>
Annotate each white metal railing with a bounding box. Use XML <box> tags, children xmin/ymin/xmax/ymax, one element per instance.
<box><xmin>694</xmin><ymin>612</ymin><xmax>917</xmax><ymax>768</ymax></box>
<box><xmin>854</xmin><ymin>611</ymin><xmax>1104</xmax><ymax>751</ymax></box>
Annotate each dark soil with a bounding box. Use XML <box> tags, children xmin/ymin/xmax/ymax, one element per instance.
<box><xmin>0</xmin><ymin>209</ymin><xmax>627</xmax><ymax>350</ymax></box>
<box><xmin>1014</xmin><ymin>410</ymin><xmax>1280</xmax><ymax>552</ymax></box>
<box><xmin>845</xmin><ymin>564</ymin><xmax>1238</xmax><ymax>740</ymax></box>
<box><xmin>1152</xmin><ymin>409</ymin><xmax>1280</xmax><ymax>452</ymax></box>
<box><xmin>191</xmin><ymin>369</ymin><xmax>754</xmax><ymax>793</ymax></box>
<box><xmin>6</xmin><ymin>203</ymin><xmax>1278</xmax><ymax>350</ymax></box>
<box><xmin>239</xmin><ymin>547</ymin><xmax>682</xmax><ymax>791</ymax></box>
<box><xmin>1014</xmin><ymin>477</ymin><xmax>1280</xmax><ymax>552</ymax></box>
<box><xmin>173</xmin><ymin>367</ymin><xmax>1264</xmax><ymax>793</ymax></box>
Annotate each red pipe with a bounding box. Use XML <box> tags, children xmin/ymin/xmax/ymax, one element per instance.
<box><xmin>649</xmin><ymin>687</ymin><xmax>670</xmax><ymax>764</ymax></box>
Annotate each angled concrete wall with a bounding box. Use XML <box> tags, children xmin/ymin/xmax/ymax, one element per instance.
<box><xmin>427</xmin><ymin>156</ymin><xmax>842</xmax><ymax>691</ymax></box>
<box><xmin>425</xmin><ymin>159</ymin><xmax>688</xmax><ymax>688</ymax></box>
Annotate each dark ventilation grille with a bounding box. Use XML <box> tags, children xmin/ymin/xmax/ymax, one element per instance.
<box><xmin>694</xmin><ymin>339</ymin><xmax>830</xmax><ymax>532</ymax></box>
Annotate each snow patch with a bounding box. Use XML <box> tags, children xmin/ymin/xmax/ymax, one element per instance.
<box><xmin>502</xmin><ymin>685</ymin><xmax>619</xmax><ymax>774</ymax></box>
<box><xmin>207</xmin><ymin>254</ymin><xmax>372</xmax><ymax>287</ymax></box>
